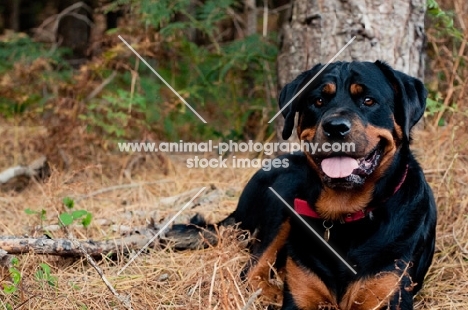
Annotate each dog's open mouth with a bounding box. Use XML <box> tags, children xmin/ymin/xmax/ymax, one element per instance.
<box><xmin>318</xmin><ymin>142</ymin><xmax>383</xmax><ymax>187</ymax></box>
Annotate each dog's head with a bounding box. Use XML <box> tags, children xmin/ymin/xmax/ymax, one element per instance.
<box><xmin>279</xmin><ymin>61</ymin><xmax>427</xmax><ymax>189</ymax></box>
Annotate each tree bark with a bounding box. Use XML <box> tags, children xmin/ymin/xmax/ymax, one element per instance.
<box><xmin>276</xmin><ymin>0</ymin><xmax>426</xmax><ymax>142</ymax></box>
<box><xmin>245</xmin><ymin>0</ymin><xmax>257</xmax><ymax>36</ymax></box>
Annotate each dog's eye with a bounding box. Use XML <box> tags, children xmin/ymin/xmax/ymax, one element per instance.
<box><xmin>363</xmin><ymin>98</ymin><xmax>375</xmax><ymax>106</ymax></box>
<box><xmin>315</xmin><ymin>98</ymin><xmax>324</xmax><ymax>107</ymax></box>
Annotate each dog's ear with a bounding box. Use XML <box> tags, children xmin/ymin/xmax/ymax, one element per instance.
<box><xmin>375</xmin><ymin>60</ymin><xmax>427</xmax><ymax>140</ymax></box>
<box><xmin>279</xmin><ymin>64</ymin><xmax>323</xmax><ymax>140</ymax></box>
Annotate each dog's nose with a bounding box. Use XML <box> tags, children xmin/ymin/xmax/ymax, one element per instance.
<box><xmin>322</xmin><ymin>117</ymin><xmax>351</xmax><ymax>138</ymax></box>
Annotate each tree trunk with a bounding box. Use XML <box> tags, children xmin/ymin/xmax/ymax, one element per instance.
<box><xmin>245</xmin><ymin>0</ymin><xmax>257</xmax><ymax>36</ymax></box>
<box><xmin>57</xmin><ymin>0</ymin><xmax>93</xmax><ymax>61</ymax></box>
<box><xmin>276</xmin><ymin>0</ymin><xmax>426</xmax><ymax>142</ymax></box>
<box><xmin>10</xmin><ymin>0</ymin><xmax>21</xmax><ymax>31</ymax></box>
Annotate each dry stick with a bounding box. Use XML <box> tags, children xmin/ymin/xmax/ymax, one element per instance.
<box><xmin>61</xmin><ymin>12</ymin><xmax>93</xmax><ymax>26</ymax></box>
<box><xmin>241</xmin><ymin>289</ymin><xmax>262</xmax><ymax>310</ymax></box>
<box><xmin>439</xmin><ymin>153</ymin><xmax>458</xmax><ymax>191</ymax></box>
<box><xmin>452</xmin><ymin>225</ymin><xmax>468</xmax><ymax>255</ymax></box>
<box><xmin>208</xmin><ymin>259</ymin><xmax>219</xmax><ymax>307</ymax></box>
<box><xmin>452</xmin><ymin>6</ymin><xmax>468</xmax><ymax>122</ymax></box>
<box><xmin>34</xmin><ymin>1</ymin><xmax>93</xmax><ymax>52</ymax></box>
<box><xmin>262</xmin><ymin>0</ymin><xmax>268</xmax><ymax>37</ymax></box>
<box><xmin>0</xmin><ymin>166</ymin><xmax>31</xmax><ymax>183</ymax></box>
<box><xmin>54</xmin><ymin>2</ymin><xmax>94</xmax><ymax>34</ymax></box>
<box><xmin>226</xmin><ymin>267</ymin><xmax>246</xmax><ymax>305</ymax></box>
<box><xmin>118</xmin><ymin>35</ymin><xmax>208</xmax><ymax>123</ymax></box>
<box><xmin>10</xmin><ymin>294</ymin><xmax>43</xmax><ymax>310</ymax></box>
<box><xmin>196</xmin><ymin>277</ymin><xmax>203</xmax><ymax>304</ymax></box>
<box><xmin>434</xmin><ymin>38</ymin><xmax>467</xmax><ymax>126</ymax></box>
<box><xmin>218</xmin><ymin>267</ymin><xmax>231</xmax><ymax>309</ymax></box>
<box><xmin>0</xmin><ymin>156</ymin><xmax>48</xmax><ymax>184</ymax></box>
<box><xmin>117</xmin><ymin>187</ymin><xmax>207</xmax><ymax>275</ymax></box>
<box><xmin>123</xmin><ymin>153</ymin><xmax>145</xmax><ymax>180</ymax></box>
<box><xmin>75</xmin><ymin>241</ymin><xmax>133</xmax><ymax>310</ymax></box>
<box><xmin>158</xmin><ymin>186</ymin><xmax>207</xmax><ymax>207</ymax></box>
<box><xmin>187</xmin><ymin>277</ymin><xmax>202</xmax><ymax>297</ymax></box>
<box><xmin>58</xmin><ymin>214</ymin><xmax>133</xmax><ymax>310</ymax></box>
<box><xmin>423</xmin><ymin>168</ymin><xmax>462</xmax><ymax>174</ymax></box>
<box><xmin>73</xmin><ymin>180</ymin><xmax>173</xmax><ymax>202</ymax></box>
<box><xmin>86</xmin><ymin>71</ymin><xmax>117</xmax><ymax>102</ymax></box>
<box><xmin>128</xmin><ymin>58</ymin><xmax>140</xmax><ymax>114</ymax></box>
<box><xmin>226</xmin><ymin>8</ymin><xmax>244</xmax><ymax>38</ymax></box>
<box><xmin>370</xmin><ymin>262</ymin><xmax>413</xmax><ymax>310</ymax></box>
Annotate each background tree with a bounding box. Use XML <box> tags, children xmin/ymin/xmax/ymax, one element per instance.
<box><xmin>276</xmin><ymin>0</ymin><xmax>426</xmax><ymax>141</ymax></box>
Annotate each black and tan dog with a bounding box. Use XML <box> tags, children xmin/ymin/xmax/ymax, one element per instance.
<box><xmin>170</xmin><ymin>61</ymin><xmax>437</xmax><ymax>310</ymax></box>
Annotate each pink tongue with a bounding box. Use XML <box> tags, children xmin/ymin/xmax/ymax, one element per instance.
<box><xmin>321</xmin><ymin>156</ymin><xmax>359</xmax><ymax>178</ymax></box>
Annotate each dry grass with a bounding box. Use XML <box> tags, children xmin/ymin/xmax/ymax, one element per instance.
<box><xmin>411</xmin><ymin>117</ymin><xmax>468</xmax><ymax>309</ymax></box>
<box><xmin>0</xmin><ymin>129</ymin><xmax>267</xmax><ymax>309</ymax></box>
<box><xmin>1</xmin><ymin>114</ymin><xmax>468</xmax><ymax>309</ymax></box>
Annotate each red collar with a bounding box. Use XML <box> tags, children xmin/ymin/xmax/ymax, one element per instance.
<box><xmin>294</xmin><ymin>165</ymin><xmax>408</xmax><ymax>223</ymax></box>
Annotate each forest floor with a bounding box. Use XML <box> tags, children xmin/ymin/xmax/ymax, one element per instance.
<box><xmin>0</xmin><ymin>114</ymin><xmax>467</xmax><ymax>309</ymax></box>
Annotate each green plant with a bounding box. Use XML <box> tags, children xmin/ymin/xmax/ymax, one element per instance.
<box><xmin>35</xmin><ymin>263</ymin><xmax>58</xmax><ymax>288</ymax></box>
<box><xmin>2</xmin><ymin>258</ymin><xmax>21</xmax><ymax>294</ymax></box>
<box><xmin>0</xmin><ymin>34</ymin><xmax>71</xmax><ymax>117</ymax></box>
<box><xmin>1</xmin><ymin>0</ymin><xmax>278</xmax><ymax>142</ymax></box>
<box><xmin>136</xmin><ymin>0</ymin><xmax>278</xmax><ymax>140</ymax></box>
<box><xmin>0</xmin><ymin>35</ymin><xmax>69</xmax><ymax>72</ymax></box>
<box><xmin>60</xmin><ymin>197</ymin><xmax>92</xmax><ymax>228</ymax></box>
<box><xmin>140</xmin><ymin>0</ymin><xmax>191</xmax><ymax>28</ymax></box>
<box><xmin>24</xmin><ymin>208</ymin><xmax>47</xmax><ymax>227</ymax></box>
<box><xmin>425</xmin><ymin>0</ymin><xmax>465</xmax><ymax>126</ymax></box>
<box><xmin>1</xmin><ymin>257</ymin><xmax>21</xmax><ymax>309</ymax></box>
<box><xmin>80</xmin><ymin>86</ymin><xmax>149</xmax><ymax>139</ymax></box>
<box><xmin>425</xmin><ymin>98</ymin><xmax>450</xmax><ymax>126</ymax></box>
<box><xmin>426</xmin><ymin>0</ymin><xmax>463</xmax><ymax>40</ymax></box>
<box><xmin>101</xmin><ymin>0</ymin><xmax>278</xmax><ymax>141</ymax></box>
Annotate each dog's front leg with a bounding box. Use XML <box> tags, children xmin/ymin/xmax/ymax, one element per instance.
<box><xmin>282</xmin><ymin>257</ymin><xmax>340</xmax><ymax>310</ymax></box>
<box><xmin>339</xmin><ymin>271</ymin><xmax>414</xmax><ymax>310</ymax></box>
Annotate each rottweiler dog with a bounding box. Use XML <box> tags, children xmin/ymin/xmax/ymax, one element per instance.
<box><xmin>170</xmin><ymin>61</ymin><xmax>437</xmax><ymax>310</ymax></box>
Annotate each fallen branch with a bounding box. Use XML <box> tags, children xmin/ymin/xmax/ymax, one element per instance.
<box><xmin>0</xmin><ymin>229</ymin><xmax>156</xmax><ymax>257</ymax></box>
<box><xmin>0</xmin><ymin>156</ymin><xmax>50</xmax><ymax>192</ymax></box>
<box><xmin>1</xmin><ymin>186</ymin><xmax>223</xmax><ymax>257</ymax></box>
<box><xmin>0</xmin><ymin>226</ymin><xmax>218</xmax><ymax>257</ymax></box>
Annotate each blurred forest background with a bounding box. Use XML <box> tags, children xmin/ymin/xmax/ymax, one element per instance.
<box><xmin>0</xmin><ymin>0</ymin><xmax>282</xmax><ymax>163</ymax></box>
<box><xmin>0</xmin><ymin>0</ymin><xmax>464</xmax><ymax>163</ymax></box>
<box><xmin>0</xmin><ymin>0</ymin><xmax>468</xmax><ymax>309</ymax></box>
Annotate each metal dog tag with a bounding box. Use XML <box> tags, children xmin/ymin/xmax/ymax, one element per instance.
<box><xmin>323</xmin><ymin>221</ymin><xmax>333</xmax><ymax>242</ymax></box>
